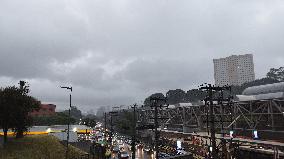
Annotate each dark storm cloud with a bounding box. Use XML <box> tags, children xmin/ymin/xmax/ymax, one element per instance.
<box><xmin>0</xmin><ymin>0</ymin><xmax>284</xmax><ymax>112</ymax></box>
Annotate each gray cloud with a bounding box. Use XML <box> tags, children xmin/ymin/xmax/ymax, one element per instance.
<box><xmin>0</xmin><ymin>0</ymin><xmax>284</xmax><ymax>112</ymax></box>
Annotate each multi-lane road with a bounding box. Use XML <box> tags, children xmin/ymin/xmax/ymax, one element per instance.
<box><xmin>111</xmin><ymin>143</ymin><xmax>155</xmax><ymax>159</ymax></box>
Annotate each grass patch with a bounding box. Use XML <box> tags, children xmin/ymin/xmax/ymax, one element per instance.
<box><xmin>0</xmin><ymin>135</ymin><xmax>86</xmax><ymax>159</ymax></box>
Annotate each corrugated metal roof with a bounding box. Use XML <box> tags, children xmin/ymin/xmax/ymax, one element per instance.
<box><xmin>242</xmin><ymin>82</ymin><xmax>284</xmax><ymax>95</ymax></box>
<box><xmin>237</xmin><ymin>92</ymin><xmax>284</xmax><ymax>101</ymax></box>
<box><xmin>178</xmin><ymin>103</ymin><xmax>193</xmax><ymax>107</ymax></box>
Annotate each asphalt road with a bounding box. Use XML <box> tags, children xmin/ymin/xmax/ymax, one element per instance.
<box><xmin>111</xmin><ymin>144</ymin><xmax>155</xmax><ymax>159</ymax></box>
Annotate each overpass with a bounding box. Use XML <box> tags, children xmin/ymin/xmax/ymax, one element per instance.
<box><xmin>134</xmin><ymin>82</ymin><xmax>284</xmax><ymax>158</ymax></box>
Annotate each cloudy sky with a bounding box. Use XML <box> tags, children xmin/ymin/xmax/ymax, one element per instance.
<box><xmin>0</xmin><ymin>0</ymin><xmax>284</xmax><ymax>112</ymax></box>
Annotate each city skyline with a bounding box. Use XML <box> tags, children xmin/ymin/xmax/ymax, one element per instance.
<box><xmin>0</xmin><ymin>0</ymin><xmax>284</xmax><ymax>112</ymax></box>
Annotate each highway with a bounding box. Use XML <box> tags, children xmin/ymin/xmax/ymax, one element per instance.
<box><xmin>111</xmin><ymin>143</ymin><xmax>155</xmax><ymax>159</ymax></box>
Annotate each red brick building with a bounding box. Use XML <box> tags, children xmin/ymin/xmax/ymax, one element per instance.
<box><xmin>30</xmin><ymin>104</ymin><xmax>56</xmax><ymax>116</ymax></box>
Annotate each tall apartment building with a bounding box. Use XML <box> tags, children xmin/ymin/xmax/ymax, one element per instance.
<box><xmin>213</xmin><ymin>54</ymin><xmax>255</xmax><ymax>86</ymax></box>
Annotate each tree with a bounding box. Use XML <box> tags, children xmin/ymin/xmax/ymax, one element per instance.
<box><xmin>0</xmin><ymin>86</ymin><xmax>40</xmax><ymax>143</ymax></box>
<box><xmin>115</xmin><ymin>110</ymin><xmax>134</xmax><ymax>136</ymax></box>
<box><xmin>184</xmin><ymin>89</ymin><xmax>207</xmax><ymax>103</ymax></box>
<box><xmin>14</xmin><ymin>95</ymin><xmax>40</xmax><ymax>138</ymax></box>
<box><xmin>266</xmin><ymin>67</ymin><xmax>284</xmax><ymax>81</ymax></box>
<box><xmin>144</xmin><ymin>93</ymin><xmax>165</xmax><ymax>106</ymax></box>
<box><xmin>166</xmin><ymin>89</ymin><xmax>186</xmax><ymax>104</ymax></box>
<box><xmin>82</xmin><ymin>117</ymin><xmax>97</xmax><ymax>128</ymax></box>
<box><xmin>32</xmin><ymin>112</ymin><xmax>76</xmax><ymax>126</ymax></box>
<box><xmin>63</xmin><ymin>106</ymin><xmax>82</xmax><ymax>120</ymax></box>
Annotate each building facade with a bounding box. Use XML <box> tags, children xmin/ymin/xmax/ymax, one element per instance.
<box><xmin>213</xmin><ymin>54</ymin><xmax>255</xmax><ymax>86</ymax></box>
<box><xmin>30</xmin><ymin>104</ymin><xmax>56</xmax><ymax>116</ymax></box>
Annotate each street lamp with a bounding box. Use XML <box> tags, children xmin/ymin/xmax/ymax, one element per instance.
<box><xmin>60</xmin><ymin>86</ymin><xmax>72</xmax><ymax>159</ymax></box>
<box><xmin>131</xmin><ymin>104</ymin><xmax>137</xmax><ymax>159</ymax></box>
<box><xmin>109</xmin><ymin>110</ymin><xmax>118</xmax><ymax>146</ymax></box>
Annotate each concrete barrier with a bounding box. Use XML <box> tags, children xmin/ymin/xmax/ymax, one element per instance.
<box><xmin>165</xmin><ymin>153</ymin><xmax>194</xmax><ymax>159</ymax></box>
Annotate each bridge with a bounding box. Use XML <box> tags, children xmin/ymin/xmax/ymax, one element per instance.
<box><xmin>134</xmin><ymin>82</ymin><xmax>284</xmax><ymax>158</ymax></box>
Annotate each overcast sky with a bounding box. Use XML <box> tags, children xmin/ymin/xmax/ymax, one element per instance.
<box><xmin>0</xmin><ymin>0</ymin><xmax>284</xmax><ymax>113</ymax></box>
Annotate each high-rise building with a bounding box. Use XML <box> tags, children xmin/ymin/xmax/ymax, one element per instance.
<box><xmin>213</xmin><ymin>54</ymin><xmax>255</xmax><ymax>86</ymax></box>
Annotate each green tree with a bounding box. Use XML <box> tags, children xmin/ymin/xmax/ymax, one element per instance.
<box><xmin>115</xmin><ymin>110</ymin><xmax>134</xmax><ymax>136</ymax></box>
<box><xmin>14</xmin><ymin>95</ymin><xmax>40</xmax><ymax>138</ymax></box>
<box><xmin>0</xmin><ymin>86</ymin><xmax>40</xmax><ymax>143</ymax></box>
<box><xmin>266</xmin><ymin>67</ymin><xmax>284</xmax><ymax>81</ymax></box>
<box><xmin>63</xmin><ymin>106</ymin><xmax>82</xmax><ymax>120</ymax></box>
<box><xmin>82</xmin><ymin>117</ymin><xmax>97</xmax><ymax>128</ymax></box>
<box><xmin>184</xmin><ymin>89</ymin><xmax>207</xmax><ymax>103</ymax></box>
<box><xmin>32</xmin><ymin>112</ymin><xmax>76</xmax><ymax>126</ymax></box>
<box><xmin>166</xmin><ymin>89</ymin><xmax>186</xmax><ymax>104</ymax></box>
<box><xmin>143</xmin><ymin>93</ymin><xmax>165</xmax><ymax>106</ymax></box>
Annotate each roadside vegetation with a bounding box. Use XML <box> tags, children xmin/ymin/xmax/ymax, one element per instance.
<box><xmin>0</xmin><ymin>135</ymin><xmax>86</xmax><ymax>159</ymax></box>
<box><xmin>32</xmin><ymin>112</ymin><xmax>76</xmax><ymax>126</ymax></box>
<box><xmin>144</xmin><ymin>66</ymin><xmax>284</xmax><ymax>106</ymax></box>
<box><xmin>32</xmin><ymin>106</ymin><xmax>96</xmax><ymax>127</ymax></box>
<box><xmin>0</xmin><ymin>81</ymin><xmax>40</xmax><ymax>143</ymax></box>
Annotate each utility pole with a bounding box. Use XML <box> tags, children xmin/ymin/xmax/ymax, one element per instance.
<box><xmin>200</xmin><ymin>84</ymin><xmax>231</xmax><ymax>159</ymax></box>
<box><xmin>131</xmin><ymin>104</ymin><xmax>137</xmax><ymax>159</ymax></box>
<box><xmin>60</xmin><ymin>86</ymin><xmax>72</xmax><ymax>159</ymax></box>
<box><xmin>109</xmin><ymin>111</ymin><xmax>118</xmax><ymax>147</ymax></box>
<box><xmin>219</xmin><ymin>90</ymin><xmax>226</xmax><ymax>159</ymax></box>
<box><xmin>209</xmin><ymin>85</ymin><xmax>217</xmax><ymax>159</ymax></box>
<box><xmin>104</xmin><ymin>112</ymin><xmax>107</xmax><ymax>142</ymax></box>
<box><xmin>110</xmin><ymin>114</ymin><xmax>113</xmax><ymax>145</ymax></box>
<box><xmin>150</xmin><ymin>96</ymin><xmax>168</xmax><ymax>159</ymax></box>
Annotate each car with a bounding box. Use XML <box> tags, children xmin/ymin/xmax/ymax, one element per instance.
<box><xmin>177</xmin><ymin>147</ymin><xmax>187</xmax><ymax>155</ymax></box>
<box><xmin>158</xmin><ymin>152</ymin><xmax>170</xmax><ymax>158</ymax></box>
<box><xmin>112</xmin><ymin>146</ymin><xmax>120</xmax><ymax>152</ymax></box>
<box><xmin>120</xmin><ymin>151</ymin><xmax>129</xmax><ymax>159</ymax></box>
<box><xmin>143</xmin><ymin>146</ymin><xmax>153</xmax><ymax>153</ymax></box>
<box><xmin>136</xmin><ymin>144</ymin><xmax>144</xmax><ymax>149</ymax></box>
<box><xmin>119</xmin><ymin>143</ymin><xmax>124</xmax><ymax>148</ymax></box>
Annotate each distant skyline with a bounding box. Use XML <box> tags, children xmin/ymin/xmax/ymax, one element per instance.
<box><xmin>0</xmin><ymin>0</ymin><xmax>284</xmax><ymax>112</ymax></box>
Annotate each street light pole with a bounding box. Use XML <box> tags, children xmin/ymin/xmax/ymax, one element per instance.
<box><xmin>110</xmin><ymin>114</ymin><xmax>113</xmax><ymax>145</ymax></box>
<box><xmin>109</xmin><ymin>111</ymin><xmax>118</xmax><ymax>147</ymax></box>
<box><xmin>154</xmin><ymin>101</ymin><xmax>159</xmax><ymax>159</ymax></box>
<box><xmin>60</xmin><ymin>86</ymin><xmax>72</xmax><ymax>159</ymax></box>
<box><xmin>104</xmin><ymin>112</ymin><xmax>107</xmax><ymax>142</ymax></box>
<box><xmin>131</xmin><ymin>104</ymin><xmax>137</xmax><ymax>159</ymax></box>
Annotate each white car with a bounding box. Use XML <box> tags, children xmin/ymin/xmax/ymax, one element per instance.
<box><xmin>177</xmin><ymin>148</ymin><xmax>187</xmax><ymax>155</ymax></box>
<box><xmin>120</xmin><ymin>151</ymin><xmax>129</xmax><ymax>159</ymax></box>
